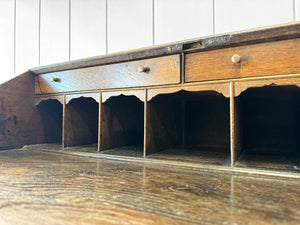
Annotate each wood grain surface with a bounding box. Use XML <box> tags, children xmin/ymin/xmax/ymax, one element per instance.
<box><xmin>37</xmin><ymin>99</ymin><xmax>63</xmax><ymax>144</ymax></box>
<box><xmin>148</xmin><ymin>148</ymin><xmax>231</xmax><ymax>166</ymax></box>
<box><xmin>237</xmin><ymin>85</ymin><xmax>300</xmax><ymax>155</ymax></box>
<box><xmin>230</xmin><ymin>82</ymin><xmax>242</xmax><ymax>166</ymax></box>
<box><xmin>1</xmin><ymin>24</ymin><xmax>300</xmax><ymax>180</ymax></box>
<box><xmin>0</xmin><ymin>147</ymin><xmax>300</xmax><ymax>225</ymax></box>
<box><xmin>147</xmin><ymin>82</ymin><xmax>230</xmax><ymax>100</ymax></box>
<box><xmin>0</xmin><ymin>71</ymin><xmax>58</xmax><ymax>148</ymax></box>
<box><xmin>234</xmin><ymin>75</ymin><xmax>300</xmax><ymax>96</ymax></box>
<box><xmin>35</xmin><ymin>55</ymin><xmax>180</xmax><ymax>94</ymax></box>
<box><xmin>102</xmin><ymin>89</ymin><xmax>145</xmax><ymax>103</ymax></box>
<box><xmin>100</xmin><ymin>95</ymin><xmax>144</xmax><ymax>151</ymax></box>
<box><xmin>66</xmin><ymin>92</ymin><xmax>100</xmax><ymax>104</ymax></box>
<box><xmin>146</xmin><ymin>91</ymin><xmax>230</xmax><ymax>156</ymax></box>
<box><xmin>35</xmin><ymin>94</ymin><xmax>64</xmax><ymax>105</ymax></box>
<box><xmin>185</xmin><ymin>38</ymin><xmax>300</xmax><ymax>82</ymax></box>
<box><xmin>146</xmin><ymin>92</ymin><xmax>183</xmax><ymax>155</ymax></box>
<box><xmin>65</xmin><ymin>97</ymin><xmax>98</xmax><ymax>147</ymax></box>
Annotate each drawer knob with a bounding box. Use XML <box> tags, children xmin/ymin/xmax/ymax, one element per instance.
<box><xmin>138</xmin><ymin>65</ymin><xmax>150</xmax><ymax>73</ymax></box>
<box><xmin>51</xmin><ymin>77</ymin><xmax>61</xmax><ymax>82</ymax></box>
<box><xmin>231</xmin><ymin>54</ymin><xmax>241</xmax><ymax>63</ymax></box>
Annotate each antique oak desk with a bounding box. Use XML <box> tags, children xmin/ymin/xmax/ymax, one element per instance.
<box><xmin>1</xmin><ymin>23</ymin><xmax>299</xmax><ymax>178</ymax></box>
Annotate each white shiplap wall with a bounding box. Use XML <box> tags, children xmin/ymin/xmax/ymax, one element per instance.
<box><xmin>108</xmin><ymin>0</ymin><xmax>153</xmax><ymax>53</ymax></box>
<box><xmin>15</xmin><ymin>0</ymin><xmax>39</xmax><ymax>75</ymax></box>
<box><xmin>215</xmin><ymin>0</ymin><xmax>294</xmax><ymax>34</ymax></box>
<box><xmin>154</xmin><ymin>0</ymin><xmax>214</xmax><ymax>45</ymax></box>
<box><xmin>70</xmin><ymin>0</ymin><xmax>106</xmax><ymax>60</ymax></box>
<box><xmin>0</xmin><ymin>0</ymin><xmax>14</xmax><ymax>84</ymax></box>
<box><xmin>0</xmin><ymin>0</ymin><xmax>299</xmax><ymax>84</ymax></box>
<box><xmin>40</xmin><ymin>0</ymin><xmax>69</xmax><ymax>66</ymax></box>
<box><xmin>296</xmin><ymin>0</ymin><xmax>300</xmax><ymax>20</ymax></box>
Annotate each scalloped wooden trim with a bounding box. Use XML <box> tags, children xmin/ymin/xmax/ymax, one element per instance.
<box><xmin>147</xmin><ymin>83</ymin><xmax>230</xmax><ymax>101</ymax></box>
<box><xmin>65</xmin><ymin>92</ymin><xmax>100</xmax><ymax>104</ymax></box>
<box><xmin>102</xmin><ymin>89</ymin><xmax>145</xmax><ymax>103</ymax></box>
<box><xmin>234</xmin><ymin>77</ymin><xmax>300</xmax><ymax>97</ymax></box>
<box><xmin>35</xmin><ymin>95</ymin><xmax>64</xmax><ymax>106</ymax></box>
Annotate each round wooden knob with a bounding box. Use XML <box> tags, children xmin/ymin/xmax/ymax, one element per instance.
<box><xmin>231</xmin><ymin>54</ymin><xmax>241</xmax><ymax>63</ymax></box>
<box><xmin>138</xmin><ymin>66</ymin><xmax>149</xmax><ymax>73</ymax></box>
<box><xmin>51</xmin><ymin>77</ymin><xmax>60</xmax><ymax>82</ymax></box>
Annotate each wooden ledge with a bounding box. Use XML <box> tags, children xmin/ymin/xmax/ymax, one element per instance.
<box><xmin>25</xmin><ymin>144</ymin><xmax>300</xmax><ymax>179</ymax></box>
<box><xmin>31</xmin><ymin>22</ymin><xmax>300</xmax><ymax>75</ymax></box>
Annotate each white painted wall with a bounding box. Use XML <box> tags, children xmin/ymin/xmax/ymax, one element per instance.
<box><xmin>40</xmin><ymin>0</ymin><xmax>69</xmax><ymax>66</ymax></box>
<box><xmin>296</xmin><ymin>0</ymin><xmax>300</xmax><ymax>20</ymax></box>
<box><xmin>215</xmin><ymin>0</ymin><xmax>294</xmax><ymax>34</ymax></box>
<box><xmin>154</xmin><ymin>0</ymin><xmax>214</xmax><ymax>45</ymax></box>
<box><xmin>108</xmin><ymin>0</ymin><xmax>153</xmax><ymax>53</ymax></box>
<box><xmin>0</xmin><ymin>0</ymin><xmax>299</xmax><ymax>84</ymax></box>
<box><xmin>0</xmin><ymin>0</ymin><xmax>14</xmax><ymax>84</ymax></box>
<box><xmin>15</xmin><ymin>0</ymin><xmax>39</xmax><ymax>75</ymax></box>
<box><xmin>70</xmin><ymin>0</ymin><xmax>106</xmax><ymax>60</ymax></box>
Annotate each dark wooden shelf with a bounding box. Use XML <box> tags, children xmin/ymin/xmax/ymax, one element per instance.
<box><xmin>148</xmin><ymin>147</ymin><xmax>230</xmax><ymax>166</ymax></box>
<box><xmin>1</xmin><ymin>23</ymin><xmax>300</xmax><ymax>177</ymax></box>
<box><xmin>100</xmin><ymin>145</ymin><xmax>143</xmax><ymax>158</ymax></box>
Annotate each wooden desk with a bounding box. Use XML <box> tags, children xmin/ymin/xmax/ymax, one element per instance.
<box><xmin>1</xmin><ymin>22</ymin><xmax>299</xmax><ymax>177</ymax></box>
<box><xmin>1</xmin><ymin>147</ymin><xmax>300</xmax><ymax>224</ymax></box>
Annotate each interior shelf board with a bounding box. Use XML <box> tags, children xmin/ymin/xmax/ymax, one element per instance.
<box><xmin>236</xmin><ymin>153</ymin><xmax>300</xmax><ymax>172</ymax></box>
<box><xmin>148</xmin><ymin>147</ymin><xmax>231</xmax><ymax>166</ymax></box>
<box><xmin>100</xmin><ymin>145</ymin><xmax>143</xmax><ymax>158</ymax></box>
<box><xmin>64</xmin><ymin>144</ymin><xmax>98</xmax><ymax>153</ymax></box>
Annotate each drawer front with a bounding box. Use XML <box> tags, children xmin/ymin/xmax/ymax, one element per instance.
<box><xmin>185</xmin><ymin>38</ymin><xmax>300</xmax><ymax>82</ymax></box>
<box><xmin>35</xmin><ymin>55</ymin><xmax>180</xmax><ymax>94</ymax></box>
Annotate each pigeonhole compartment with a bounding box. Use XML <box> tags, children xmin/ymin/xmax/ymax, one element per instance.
<box><xmin>146</xmin><ymin>90</ymin><xmax>231</xmax><ymax>165</ymax></box>
<box><xmin>65</xmin><ymin>97</ymin><xmax>99</xmax><ymax>151</ymax></box>
<box><xmin>236</xmin><ymin>85</ymin><xmax>300</xmax><ymax>171</ymax></box>
<box><xmin>100</xmin><ymin>95</ymin><xmax>144</xmax><ymax>157</ymax></box>
<box><xmin>37</xmin><ymin>99</ymin><xmax>63</xmax><ymax>144</ymax></box>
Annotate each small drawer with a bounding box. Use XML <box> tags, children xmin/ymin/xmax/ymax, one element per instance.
<box><xmin>185</xmin><ymin>38</ymin><xmax>300</xmax><ymax>82</ymax></box>
<box><xmin>35</xmin><ymin>55</ymin><xmax>180</xmax><ymax>94</ymax></box>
